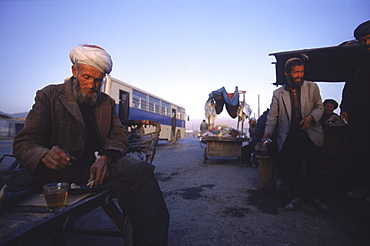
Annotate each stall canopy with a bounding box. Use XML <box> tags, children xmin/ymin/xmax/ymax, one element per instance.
<box><xmin>269</xmin><ymin>40</ymin><xmax>363</xmax><ymax>85</ymax></box>
<box><xmin>207</xmin><ymin>86</ymin><xmax>240</xmax><ymax>118</ymax></box>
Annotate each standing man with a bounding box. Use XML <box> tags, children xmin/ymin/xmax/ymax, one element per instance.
<box><xmin>200</xmin><ymin>119</ymin><xmax>209</xmax><ymax>134</ymax></box>
<box><xmin>340</xmin><ymin>20</ymin><xmax>370</xmax><ymax>202</ymax></box>
<box><xmin>242</xmin><ymin>118</ymin><xmax>257</xmax><ymax>166</ymax></box>
<box><xmin>263</xmin><ymin>58</ymin><xmax>330</xmax><ymax>212</ymax></box>
<box><xmin>320</xmin><ymin>99</ymin><xmax>341</xmax><ymax>125</ymax></box>
<box><xmin>248</xmin><ymin>117</ymin><xmax>257</xmax><ymax>140</ymax></box>
<box><xmin>13</xmin><ymin>44</ymin><xmax>169</xmax><ymax>245</ymax></box>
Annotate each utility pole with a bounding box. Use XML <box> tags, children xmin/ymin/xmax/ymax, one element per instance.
<box><xmin>258</xmin><ymin>94</ymin><xmax>260</xmax><ymax>118</ymax></box>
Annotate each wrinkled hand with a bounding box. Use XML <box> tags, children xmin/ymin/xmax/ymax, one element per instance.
<box><xmin>340</xmin><ymin>112</ymin><xmax>349</xmax><ymax>125</ymax></box>
<box><xmin>300</xmin><ymin>115</ymin><xmax>314</xmax><ymax>130</ymax></box>
<box><xmin>42</xmin><ymin>146</ymin><xmax>75</xmax><ymax>170</ymax></box>
<box><xmin>88</xmin><ymin>156</ymin><xmax>110</xmax><ymax>186</ymax></box>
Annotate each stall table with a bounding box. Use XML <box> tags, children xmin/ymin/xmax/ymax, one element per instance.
<box><xmin>201</xmin><ymin>136</ymin><xmax>247</xmax><ymax>164</ymax></box>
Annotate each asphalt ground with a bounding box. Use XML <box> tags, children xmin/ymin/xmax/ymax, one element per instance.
<box><xmin>1</xmin><ymin>137</ymin><xmax>370</xmax><ymax>245</ymax></box>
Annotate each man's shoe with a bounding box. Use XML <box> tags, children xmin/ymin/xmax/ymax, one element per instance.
<box><xmin>285</xmin><ymin>200</ymin><xmax>300</xmax><ymax>211</ymax></box>
<box><xmin>308</xmin><ymin>198</ymin><xmax>331</xmax><ymax>212</ymax></box>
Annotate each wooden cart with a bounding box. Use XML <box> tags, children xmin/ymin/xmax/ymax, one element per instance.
<box><xmin>201</xmin><ymin>136</ymin><xmax>247</xmax><ymax>164</ymax></box>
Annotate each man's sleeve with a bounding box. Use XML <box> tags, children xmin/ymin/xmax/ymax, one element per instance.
<box><xmin>13</xmin><ymin>89</ymin><xmax>52</xmax><ymax>175</ymax></box>
<box><xmin>101</xmin><ymin>100</ymin><xmax>129</xmax><ymax>159</ymax></box>
<box><xmin>310</xmin><ymin>83</ymin><xmax>324</xmax><ymax>124</ymax></box>
<box><xmin>264</xmin><ymin>91</ymin><xmax>278</xmax><ymax>136</ymax></box>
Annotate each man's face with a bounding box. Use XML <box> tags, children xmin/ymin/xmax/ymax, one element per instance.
<box><xmin>324</xmin><ymin>103</ymin><xmax>335</xmax><ymax>115</ymax></box>
<box><xmin>249</xmin><ymin>120</ymin><xmax>256</xmax><ymax>127</ymax></box>
<box><xmin>359</xmin><ymin>33</ymin><xmax>370</xmax><ymax>53</ymax></box>
<box><xmin>72</xmin><ymin>63</ymin><xmax>105</xmax><ymax>95</ymax></box>
<box><xmin>285</xmin><ymin>65</ymin><xmax>304</xmax><ymax>85</ymax></box>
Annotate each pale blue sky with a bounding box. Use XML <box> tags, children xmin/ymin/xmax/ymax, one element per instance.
<box><xmin>1</xmin><ymin>0</ymin><xmax>369</xmax><ymax>122</ymax></box>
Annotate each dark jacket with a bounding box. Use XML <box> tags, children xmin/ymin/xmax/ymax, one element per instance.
<box><xmin>13</xmin><ymin>78</ymin><xmax>128</xmax><ymax>183</ymax></box>
<box><xmin>340</xmin><ymin>54</ymin><xmax>370</xmax><ymax>152</ymax></box>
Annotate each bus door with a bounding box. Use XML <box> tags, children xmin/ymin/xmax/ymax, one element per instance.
<box><xmin>119</xmin><ymin>90</ymin><xmax>129</xmax><ymax>122</ymax></box>
<box><xmin>171</xmin><ymin>108</ymin><xmax>176</xmax><ymax>140</ymax></box>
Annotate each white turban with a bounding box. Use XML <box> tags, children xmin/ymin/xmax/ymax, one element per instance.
<box><xmin>69</xmin><ymin>44</ymin><xmax>113</xmax><ymax>74</ymax></box>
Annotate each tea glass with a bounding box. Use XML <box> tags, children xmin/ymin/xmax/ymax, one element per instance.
<box><xmin>43</xmin><ymin>182</ymin><xmax>69</xmax><ymax>211</ymax></box>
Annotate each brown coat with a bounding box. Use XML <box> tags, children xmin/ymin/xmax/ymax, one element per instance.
<box><xmin>13</xmin><ymin>78</ymin><xmax>128</xmax><ymax>183</ymax></box>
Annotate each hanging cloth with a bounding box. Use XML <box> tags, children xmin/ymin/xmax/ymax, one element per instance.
<box><xmin>207</xmin><ymin>86</ymin><xmax>239</xmax><ymax>118</ymax></box>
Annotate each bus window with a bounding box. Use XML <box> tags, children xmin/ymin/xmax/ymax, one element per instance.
<box><xmin>162</xmin><ymin>101</ymin><xmax>170</xmax><ymax>116</ymax></box>
<box><xmin>133</xmin><ymin>90</ymin><xmax>148</xmax><ymax>111</ymax></box>
<box><xmin>149</xmin><ymin>96</ymin><xmax>160</xmax><ymax>114</ymax></box>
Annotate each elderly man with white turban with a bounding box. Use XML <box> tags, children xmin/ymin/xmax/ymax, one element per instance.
<box><xmin>13</xmin><ymin>44</ymin><xmax>169</xmax><ymax>245</ymax></box>
<box><xmin>340</xmin><ymin>20</ymin><xmax>370</xmax><ymax>203</ymax></box>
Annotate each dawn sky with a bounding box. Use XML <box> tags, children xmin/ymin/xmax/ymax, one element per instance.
<box><xmin>1</xmin><ymin>0</ymin><xmax>369</xmax><ymax>125</ymax></box>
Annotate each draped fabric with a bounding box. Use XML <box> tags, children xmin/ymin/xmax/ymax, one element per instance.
<box><xmin>207</xmin><ymin>87</ymin><xmax>240</xmax><ymax>118</ymax></box>
<box><xmin>204</xmin><ymin>101</ymin><xmax>217</xmax><ymax>127</ymax></box>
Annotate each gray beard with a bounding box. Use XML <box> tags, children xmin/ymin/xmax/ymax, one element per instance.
<box><xmin>73</xmin><ymin>79</ymin><xmax>100</xmax><ymax>106</ymax></box>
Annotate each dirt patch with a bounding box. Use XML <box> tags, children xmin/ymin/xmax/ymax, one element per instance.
<box><xmin>154</xmin><ymin>171</ymin><xmax>179</xmax><ymax>182</ymax></box>
<box><xmin>163</xmin><ymin>184</ymin><xmax>216</xmax><ymax>200</ymax></box>
<box><xmin>222</xmin><ymin>206</ymin><xmax>252</xmax><ymax>218</ymax></box>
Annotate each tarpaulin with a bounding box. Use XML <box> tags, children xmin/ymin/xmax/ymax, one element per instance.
<box><xmin>207</xmin><ymin>86</ymin><xmax>240</xmax><ymax>118</ymax></box>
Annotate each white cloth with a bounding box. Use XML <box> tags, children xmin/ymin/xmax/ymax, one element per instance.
<box><xmin>69</xmin><ymin>44</ymin><xmax>113</xmax><ymax>74</ymax></box>
<box><xmin>205</xmin><ymin>101</ymin><xmax>217</xmax><ymax>126</ymax></box>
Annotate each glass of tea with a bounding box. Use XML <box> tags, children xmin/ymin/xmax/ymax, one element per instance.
<box><xmin>43</xmin><ymin>182</ymin><xmax>69</xmax><ymax>211</ymax></box>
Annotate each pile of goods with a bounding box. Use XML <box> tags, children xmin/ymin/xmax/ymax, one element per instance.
<box><xmin>201</xmin><ymin>124</ymin><xmax>240</xmax><ymax>138</ymax></box>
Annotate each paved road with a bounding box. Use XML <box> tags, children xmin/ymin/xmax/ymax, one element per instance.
<box><xmin>0</xmin><ymin>139</ymin><xmax>15</xmax><ymax>171</ymax></box>
<box><xmin>1</xmin><ymin>138</ymin><xmax>370</xmax><ymax>245</ymax></box>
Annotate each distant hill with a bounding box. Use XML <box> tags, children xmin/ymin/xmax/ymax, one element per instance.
<box><xmin>0</xmin><ymin>111</ymin><xmax>28</xmax><ymax>119</ymax></box>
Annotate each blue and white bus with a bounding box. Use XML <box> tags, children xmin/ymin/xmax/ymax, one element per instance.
<box><xmin>102</xmin><ymin>76</ymin><xmax>186</xmax><ymax>143</ymax></box>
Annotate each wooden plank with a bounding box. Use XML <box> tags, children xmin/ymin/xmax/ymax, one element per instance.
<box><xmin>258</xmin><ymin>157</ymin><xmax>274</xmax><ymax>191</ymax></box>
<box><xmin>206</xmin><ymin>141</ymin><xmax>242</xmax><ymax>157</ymax></box>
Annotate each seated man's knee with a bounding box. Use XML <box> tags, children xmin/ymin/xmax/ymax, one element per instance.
<box><xmin>108</xmin><ymin>156</ymin><xmax>155</xmax><ymax>190</ymax></box>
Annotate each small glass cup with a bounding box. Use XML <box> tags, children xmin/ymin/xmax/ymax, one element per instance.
<box><xmin>43</xmin><ymin>182</ymin><xmax>69</xmax><ymax>211</ymax></box>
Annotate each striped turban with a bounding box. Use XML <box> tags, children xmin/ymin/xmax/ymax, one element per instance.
<box><xmin>69</xmin><ymin>44</ymin><xmax>113</xmax><ymax>74</ymax></box>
